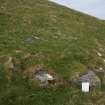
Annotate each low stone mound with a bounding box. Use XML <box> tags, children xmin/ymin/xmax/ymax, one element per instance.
<box><xmin>71</xmin><ymin>70</ymin><xmax>101</xmax><ymax>88</ymax></box>
<box><xmin>35</xmin><ymin>69</ymin><xmax>56</xmax><ymax>86</ymax></box>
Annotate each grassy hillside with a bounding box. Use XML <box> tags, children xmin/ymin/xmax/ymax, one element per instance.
<box><xmin>0</xmin><ymin>0</ymin><xmax>105</xmax><ymax>105</ymax></box>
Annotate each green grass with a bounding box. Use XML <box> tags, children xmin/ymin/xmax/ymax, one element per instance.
<box><xmin>0</xmin><ymin>0</ymin><xmax>105</xmax><ymax>104</ymax></box>
<box><xmin>0</xmin><ymin>69</ymin><xmax>105</xmax><ymax>105</ymax></box>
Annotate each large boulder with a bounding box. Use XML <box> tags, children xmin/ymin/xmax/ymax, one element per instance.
<box><xmin>71</xmin><ymin>71</ymin><xmax>101</xmax><ymax>88</ymax></box>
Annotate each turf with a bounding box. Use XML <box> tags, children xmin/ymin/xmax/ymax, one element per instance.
<box><xmin>0</xmin><ymin>0</ymin><xmax>105</xmax><ymax>105</ymax></box>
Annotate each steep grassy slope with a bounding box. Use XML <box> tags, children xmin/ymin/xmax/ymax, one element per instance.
<box><xmin>0</xmin><ymin>0</ymin><xmax>105</xmax><ymax>105</ymax></box>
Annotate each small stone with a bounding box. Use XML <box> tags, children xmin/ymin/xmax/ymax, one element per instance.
<box><xmin>103</xmin><ymin>59</ymin><xmax>105</xmax><ymax>62</ymax></box>
<box><xmin>99</xmin><ymin>47</ymin><xmax>104</xmax><ymax>52</ymax></box>
<box><xmin>5</xmin><ymin>57</ymin><xmax>22</xmax><ymax>72</ymax></box>
<box><xmin>99</xmin><ymin>67</ymin><xmax>103</xmax><ymax>70</ymax></box>
<box><xmin>14</xmin><ymin>50</ymin><xmax>22</xmax><ymax>53</ymax></box>
<box><xmin>25</xmin><ymin>37</ymin><xmax>34</xmax><ymax>43</ymax></box>
<box><xmin>34</xmin><ymin>36</ymin><xmax>40</xmax><ymax>40</ymax></box>
<box><xmin>97</xmin><ymin>52</ymin><xmax>102</xmax><ymax>57</ymax></box>
<box><xmin>23</xmin><ymin>53</ymin><xmax>31</xmax><ymax>59</ymax></box>
<box><xmin>4</xmin><ymin>57</ymin><xmax>14</xmax><ymax>70</ymax></box>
